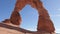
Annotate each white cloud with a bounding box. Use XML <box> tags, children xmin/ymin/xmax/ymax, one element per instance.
<box><xmin>55</xmin><ymin>28</ymin><xmax>60</xmax><ymax>33</ymax></box>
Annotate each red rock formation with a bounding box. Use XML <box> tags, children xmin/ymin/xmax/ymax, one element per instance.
<box><xmin>2</xmin><ymin>19</ymin><xmax>10</xmax><ymax>23</ymax></box>
<box><xmin>10</xmin><ymin>11</ymin><xmax>21</xmax><ymax>25</ymax></box>
<box><xmin>10</xmin><ymin>0</ymin><xmax>55</xmax><ymax>33</ymax></box>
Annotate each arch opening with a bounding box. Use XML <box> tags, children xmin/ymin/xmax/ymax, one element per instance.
<box><xmin>20</xmin><ymin>5</ymin><xmax>39</xmax><ymax>31</ymax></box>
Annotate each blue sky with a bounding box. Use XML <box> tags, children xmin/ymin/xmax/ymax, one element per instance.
<box><xmin>0</xmin><ymin>0</ymin><xmax>60</xmax><ymax>33</ymax></box>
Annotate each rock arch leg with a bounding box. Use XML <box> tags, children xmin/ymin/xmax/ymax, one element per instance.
<box><xmin>30</xmin><ymin>0</ymin><xmax>55</xmax><ymax>33</ymax></box>
<box><xmin>10</xmin><ymin>0</ymin><xmax>26</xmax><ymax>25</ymax></box>
<box><xmin>36</xmin><ymin>1</ymin><xmax>55</xmax><ymax>33</ymax></box>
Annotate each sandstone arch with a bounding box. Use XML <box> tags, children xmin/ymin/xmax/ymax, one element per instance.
<box><xmin>10</xmin><ymin>0</ymin><xmax>55</xmax><ymax>33</ymax></box>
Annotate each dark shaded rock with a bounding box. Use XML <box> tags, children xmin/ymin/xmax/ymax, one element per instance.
<box><xmin>10</xmin><ymin>11</ymin><xmax>21</xmax><ymax>25</ymax></box>
<box><xmin>2</xmin><ymin>19</ymin><xmax>10</xmax><ymax>23</ymax></box>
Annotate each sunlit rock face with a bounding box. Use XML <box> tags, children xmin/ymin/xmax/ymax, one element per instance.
<box><xmin>10</xmin><ymin>0</ymin><xmax>55</xmax><ymax>33</ymax></box>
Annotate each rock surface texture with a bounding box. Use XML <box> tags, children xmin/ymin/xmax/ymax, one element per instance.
<box><xmin>8</xmin><ymin>0</ymin><xmax>55</xmax><ymax>34</ymax></box>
